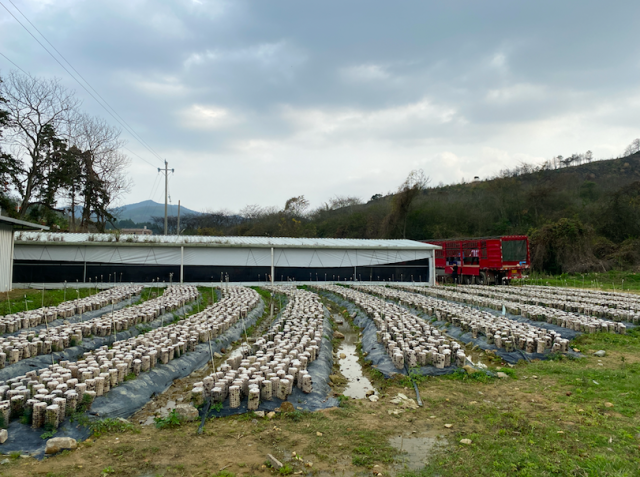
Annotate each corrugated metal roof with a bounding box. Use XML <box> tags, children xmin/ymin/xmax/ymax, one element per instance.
<box><xmin>14</xmin><ymin>232</ymin><xmax>439</xmax><ymax>250</ymax></box>
<box><xmin>0</xmin><ymin>216</ymin><xmax>49</xmax><ymax>230</ymax></box>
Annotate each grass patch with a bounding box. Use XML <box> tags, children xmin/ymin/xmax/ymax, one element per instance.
<box><xmin>404</xmin><ymin>330</ymin><xmax>640</xmax><ymax>477</ymax></box>
<box><xmin>89</xmin><ymin>418</ymin><xmax>137</xmax><ymax>437</ymax></box>
<box><xmin>196</xmin><ymin>286</ymin><xmax>218</xmax><ymax>307</ymax></box>
<box><xmin>350</xmin><ymin>430</ymin><xmax>397</xmax><ymax>467</ymax></box>
<box><xmin>0</xmin><ymin>287</ymin><xmax>96</xmax><ymax>315</ymax></box>
<box><xmin>212</xmin><ymin>471</ymin><xmax>235</xmax><ymax>477</ymax></box>
<box><xmin>522</xmin><ymin>270</ymin><xmax>640</xmax><ymax>293</ymax></box>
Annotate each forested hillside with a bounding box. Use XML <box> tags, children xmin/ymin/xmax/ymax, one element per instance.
<box><xmin>175</xmin><ymin>154</ymin><xmax>640</xmax><ymax>274</ymax></box>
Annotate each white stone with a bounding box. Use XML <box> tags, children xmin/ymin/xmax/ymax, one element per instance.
<box><xmin>44</xmin><ymin>437</ymin><xmax>77</xmax><ymax>454</ymax></box>
<box><xmin>175</xmin><ymin>404</ymin><xmax>199</xmax><ymax>422</ymax></box>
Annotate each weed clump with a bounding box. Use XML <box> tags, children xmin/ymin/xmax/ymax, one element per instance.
<box><xmin>154</xmin><ymin>409</ymin><xmax>182</xmax><ymax>429</ymax></box>
<box><xmin>90</xmin><ymin>418</ymin><xmax>137</xmax><ymax>437</ymax></box>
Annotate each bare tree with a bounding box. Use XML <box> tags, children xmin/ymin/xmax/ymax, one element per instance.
<box><xmin>283</xmin><ymin>195</ymin><xmax>310</xmax><ymax>217</ymax></box>
<box><xmin>383</xmin><ymin>169</ymin><xmax>429</xmax><ymax>238</ymax></box>
<box><xmin>585</xmin><ymin>150</ymin><xmax>593</xmax><ymax>163</ymax></box>
<box><xmin>0</xmin><ymin>71</ymin><xmax>81</xmax><ymax>217</ymax></box>
<box><xmin>328</xmin><ymin>195</ymin><xmax>362</xmax><ymax>210</ymax></box>
<box><xmin>239</xmin><ymin>204</ymin><xmax>265</xmax><ymax>220</ymax></box>
<box><xmin>68</xmin><ymin>114</ymin><xmax>131</xmax><ymax>230</ymax></box>
<box><xmin>624</xmin><ymin>138</ymin><xmax>640</xmax><ymax>157</ymax></box>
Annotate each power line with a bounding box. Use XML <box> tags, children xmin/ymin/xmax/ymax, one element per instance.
<box><xmin>0</xmin><ymin>51</ymin><xmax>29</xmax><ymax>75</ymax></box>
<box><xmin>122</xmin><ymin>146</ymin><xmax>159</xmax><ymax>169</ymax></box>
<box><xmin>0</xmin><ymin>0</ymin><xmax>164</xmax><ymax>168</ymax></box>
<box><xmin>6</xmin><ymin>0</ymin><xmax>165</xmax><ymax>166</ymax></box>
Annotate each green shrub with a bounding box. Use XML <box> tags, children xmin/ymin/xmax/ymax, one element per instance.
<box><xmin>154</xmin><ymin>409</ymin><xmax>182</xmax><ymax>429</ymax></box>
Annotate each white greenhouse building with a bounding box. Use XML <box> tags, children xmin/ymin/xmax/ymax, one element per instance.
<box><xmin>12</xmin><ymin>233</ymin><xmax>439</xmax><ymax>286</ymax></box>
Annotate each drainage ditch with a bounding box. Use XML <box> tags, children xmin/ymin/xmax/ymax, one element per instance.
<box><xmin>334</xmin><ymin>314</ymin><xmax>376</xmax><ymax>400</ymax></box>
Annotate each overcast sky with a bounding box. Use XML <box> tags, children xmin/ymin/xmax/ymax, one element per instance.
<box><xmin>1</xmin><ymin>0</ymin><xmax>639</xmax><ymax>213</ymax></box>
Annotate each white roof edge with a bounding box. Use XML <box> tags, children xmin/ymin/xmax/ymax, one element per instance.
<box><xmin>14</xmin><ymin>232</ymin><xmax>439</xmax><ymax>250</ymax></box>
<box><xmin>0</xmin><ymin>216</ymin><xmax>49</xmax><ymax>230</ymax></box>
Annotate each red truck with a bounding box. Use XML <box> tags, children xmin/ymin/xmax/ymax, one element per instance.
<box><xmin>424</xmin><ymin>235</ymin><xmax>530</xmax><ymax>284</ymax></box>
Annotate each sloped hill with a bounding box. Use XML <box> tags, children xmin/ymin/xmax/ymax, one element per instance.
<box><xmin>114</xmin><ymin>200</ymin><xmax>201</xmax><ymax>224</ymax></box>
<box><xmin>213</xmin><ymin>153</ymin><xmax>640</xmax><ymax>272</ymax></box>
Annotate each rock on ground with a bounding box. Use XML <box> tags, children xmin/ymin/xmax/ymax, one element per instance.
<box><xmin>0</xmin><ymin>429</ymin><xmax>7</xmax><ymax>444</ymax></box>
<box><xmin>333</xmin><ymin>331</ymin><xmax>345</xmax><ymax>339</ymax></box>
<box><xmin>45</xmin><ymin>437</ymin><xmax>77</xmax><ymax>455</ymax></box>
<box><xmin>497</xmin><ymin>372</ymin><xmax>509</xmax><ymax>379</ymax></box>
<box><xmin>594</xmin><ymin>350</ymin><xmax>606</xmax><ymax>357</ymax></box>
<box><xmin>402</xmin><ymin>399</ymin><xmax>419</xmax><ymax>410</ymax></box>
<box><xmin>175</xmin><ymin>404</ymin><xmax>199</xmax><ymax>422</ymax></box>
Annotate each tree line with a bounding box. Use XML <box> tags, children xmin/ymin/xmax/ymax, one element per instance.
<box><xmin>154</xmin><ymin>152</ymin><xmax>640</xmax><ymax>274</ymax></box>
<box><xmin>0</xmin><ymin>71</ymin><xmax>130</xmax><ymax>231</ymax></box>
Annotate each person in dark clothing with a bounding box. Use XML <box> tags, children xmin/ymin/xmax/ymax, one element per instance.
<box><xmin>451</xmin><ymin>264</ymin><xmax>459</xmax><ymax>284</ymax></box>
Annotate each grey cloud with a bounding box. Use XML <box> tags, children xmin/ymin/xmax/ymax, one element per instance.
<box><xmin>1</xmin><ymin>0</ymin><xmax>640</xmax><ymax>211</ymax></box>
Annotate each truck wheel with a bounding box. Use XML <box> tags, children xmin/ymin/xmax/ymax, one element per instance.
<box><xmin>479</xmin><ymin>272</ymin><xmax>487</xmax><ymax>285</ymax></box>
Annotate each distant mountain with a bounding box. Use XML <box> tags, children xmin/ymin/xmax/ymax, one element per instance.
<box><xmin>112</xmin><ymin>200</ymin><xmax>202</xmax><ymax>224</ymax></box>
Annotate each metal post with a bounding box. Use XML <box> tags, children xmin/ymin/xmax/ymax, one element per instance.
<box><xmin>180</xmin><ymin>246</ymin><xmax>184</xmax><ymax>284</ymax></box>
<box><xmin>270</xmin><ymin>247</ymin><xmax>275</xmax><ymax>285</ymax></box>
<box><xmin>112</xmin><ymin>298</ymin><xmax>116</xmax><ymax>340</ymax></box>
<box><xmin>158</xmin><ymin>160</ymin><xmax>174</xmax><ymax>236</ymax></box>
<box><xmin>164</xmin><ymin>160</ymin><xmax>168</xmax><ymax>235</ymax></box>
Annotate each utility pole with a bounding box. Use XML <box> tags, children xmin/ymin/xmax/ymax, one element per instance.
<box><xmin>158</xmin><ymin>160</ymin><xmax>174</xmax><ymax>235</ymax></box>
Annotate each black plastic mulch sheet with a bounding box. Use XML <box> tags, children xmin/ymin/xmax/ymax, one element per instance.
<box><xmin>89</xmin><ymin>300</ymin><xmax>265</xmax><ymax>419</ymax></box>
<box><xmin>318</xmin><ymin>291</ymin><xmax>456</xmax><ymax>378</ymax></box>
<box><xmin>0</xmin><ymin>298</ymin><xmax>200</xmax><ymax>383</ymax></box>
<box><xmin>394</xmin><ymin>297</ymin><xmax>585</xmax><ymax>364</ymax></box>
<box><xmin>4</xmin><ymin>293</ymin><xmax>142</xmax><ymax>339</ymax></box>
<box><xmin>205</xmin><ymin>301</ymin><xmax>338</xmax><ymax>418</ymax></box>
<box><xmin>0</xmin><ymin>297</ymin><xmax>264</xmax><ymax>457</ymax></box>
